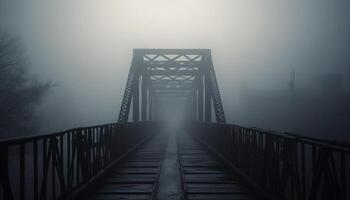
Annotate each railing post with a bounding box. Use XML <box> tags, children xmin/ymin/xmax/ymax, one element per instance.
<box><xmin>19</xmin><ymin>143</ymin><xmax>25</xmax><ymax>200</ymax></box>
<box><xmin>0</xmin><ymin>145</ymin><xmax>13</xmax><ymax>200</ymax></box>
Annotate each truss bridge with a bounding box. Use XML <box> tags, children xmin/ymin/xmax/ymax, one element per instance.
<box><xmin>1</xmin><ymin>49</ymin><xmax>349</xmax><ymax>200</ymax></box>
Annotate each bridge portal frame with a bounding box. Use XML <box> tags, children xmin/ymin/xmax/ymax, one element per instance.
<box><xmin>117</xmin><ymin>49</ymin><xmax>226</xmax><ymax>123</ymax></box>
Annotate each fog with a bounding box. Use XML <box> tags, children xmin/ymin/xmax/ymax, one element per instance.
<box><xmin>1</xmin><ymin>0</ymin><xmax>349</xmax><ymax>140</ymax></box>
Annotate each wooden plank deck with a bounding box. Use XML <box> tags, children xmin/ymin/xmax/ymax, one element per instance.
<box><xmin>177</xmin><ymin>132</ymin><xmax>261</xmax><ymax>200</ymax></box>
<box><xmin>81</xmin><ymin>131</ymin><xmax>264</xmax><ymax>200</ymax></box>
<box><xmin>85</xmin><ymin>134</ymin><xmax>167</xmax><ymax>200</ymax></box>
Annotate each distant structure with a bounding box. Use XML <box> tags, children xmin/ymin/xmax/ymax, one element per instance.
<box><xmin>289</xmin><ymin>70</ymin><xmax>295</xmax><ymax>93</ymax></box>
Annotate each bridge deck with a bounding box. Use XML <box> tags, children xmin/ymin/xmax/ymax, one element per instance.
<box><xmin>84</xmin><ymin>133</ymin><xmax>168</xmax><ymax>200</ymax></box>
<box><xmin>177</xmin><ymin>132</ymin><xmax>259</xmax><ymax>200</ymax></box>
<box><xmin>80</xmin><ymin>131</ymin><xmax>260</xmax><ymax>200</ymax></box>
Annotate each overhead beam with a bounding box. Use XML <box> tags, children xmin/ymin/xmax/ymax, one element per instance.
<box><xmin>148</xmin><ymin>71</ymin><xmax>198</xmax><ymax>76</ymax></box>
<box><xmin>135</xmin><ymin>48</ymin><xmax>210</xmax><ymax>54</ymax></box>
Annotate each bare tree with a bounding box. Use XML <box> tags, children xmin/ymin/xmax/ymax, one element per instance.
<box><xmin>0</xmin><ymin>33</ymin><xmax>51</xmax><ymax>137</ymax></box>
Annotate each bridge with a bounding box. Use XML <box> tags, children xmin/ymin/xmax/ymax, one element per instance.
<box><xmin>1</xmin><ymin>49</ymin><xmax>349</xmax><ymax>200</ymax></box>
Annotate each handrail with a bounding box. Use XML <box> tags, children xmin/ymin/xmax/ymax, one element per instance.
<box><xmin>283</xmin><ymin>132</ymin><xmax>350</xmax><ymax>149</ymax></box>
<box><xmin>250</xmin><ymin>126</ymin><xmax>350</xmax><ymax>149</ymax></box>
<box><xmin>0</xmin><ymin>121</ymin><xmax>159</xmax><ymax>200</ymax></box>
<box><xmin>188</xmin><ymin>122</ymin><xmax>350</xmax><ymax>200</ymax></box>
<box><xmin>0</xmin><ymin>122</ymin><xmax>126</xmax><ymax>144</ymax></box>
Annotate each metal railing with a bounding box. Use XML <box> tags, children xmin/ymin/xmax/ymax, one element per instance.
<box><xmin>188</xmin><ymin>123</ymin><xmax>350</xmax><ymax>200</ymax></box>
<box><xmin>0</xmin><ymin>122</ymin><xmax>157</xmax><ymax>200</ymax></box>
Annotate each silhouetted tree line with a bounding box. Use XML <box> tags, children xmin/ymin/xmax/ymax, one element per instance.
<box><xmin>0</xmin><ymin>33</ymin><xmax>51</xmax><ymax>137</ymax></box>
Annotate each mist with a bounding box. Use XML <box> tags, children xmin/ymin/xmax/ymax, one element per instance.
<box><xmin>1</xmin><ymin>0</ymin><xmax>349</xmax><ymax>140</ymax></box>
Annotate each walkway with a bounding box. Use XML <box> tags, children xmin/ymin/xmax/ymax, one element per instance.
<box><xmin>82</xmin><ymin>131</ymin><xmax>260</xmax><ymax>200</ymax></box>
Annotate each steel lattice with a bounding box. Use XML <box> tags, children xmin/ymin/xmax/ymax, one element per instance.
<box><xmin>117</xmin><ymin>49</ymin><xmax>226</xmax><ymax>123</ymax></box>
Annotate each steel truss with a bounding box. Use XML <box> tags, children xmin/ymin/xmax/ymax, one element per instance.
<box><xmin>118</xmin><ymin>49</ymin><xmax>226</xmax><ymax>123</ymax></box>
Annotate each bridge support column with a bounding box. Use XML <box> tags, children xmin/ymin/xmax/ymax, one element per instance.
<box><xmin>198</xmin><ymin>75</ymin><xmax>204</xmax><ymax>122</ymax></box>
<box><xmin>141</xmin><ymin>76</ymin><xmax>148</xmax><ymax>121</ymax></box>
<box><xmin>149</xmin><ymin>94</ymin><xmax>153</xmax><ymax>121</ymax></box>
<box><xmin>133</xmin><ymin>74</ymin><xmax>140</xmax><ymax>121</ymax></box>
<box><xmin>205</xmin><ymin>75</ymin><xmax>212</xmax><ymax>122</ymax></box>
<box><xmin>153</xmin><ymin>98</ymin><xmax>159</xmax><ymax>121</ymax></box>
<box><xmin>192</xmin><ymin>92</ymin><xmax>197</xmax><ymax>121</ymax></box>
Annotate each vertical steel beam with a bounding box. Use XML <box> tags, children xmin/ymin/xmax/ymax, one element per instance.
<box><xmin>117</xmin><ymin>53</ymin><xmax>138</xmax><ymax>123</ymax></box>
<box><xmin>133</xmin><ymin>74</ymin><xmax>139</xmax><ymax>122</ymax></box>
<box><xmin>187</xmin><ymin>95</ymin><xmax>193</xmax><ymax>120</ymax></box>
<box><xmin>148</xmin><ymin>93</ymin><xmax>153</xmax><ymax>121</ymax></box>
<box><xmin>205</xmin><ymin>75</ymin><xmax>212</xmax><ymax>122</ymax></box>
<box><xmin>198</xmin><ymin>75</ymin><xmax>204</xmax><ymax>122</ymax></box>
<box><xmin>192</xmin><ymin>91</ymin><xmax>198</xmax><ymax>121</ymax></box>
<box><xmin>206</xmin><ymin>52</ymin><xmax>226</xmax><ymax>123</ymax></box>
<box><xmin>141</xmin><ymin>76</ymin><xmax>148</xmax><ymax>121</ymax></box>
<box><xmin>153</xmin><ymin>98</ymin><xmax>158</xmax><ymax>121</ymax></box>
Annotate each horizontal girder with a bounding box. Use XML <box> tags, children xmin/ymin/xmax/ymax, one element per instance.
<box><xmin>146</xmin><ymin>61</ymin><xmax>200</xmax><ymax>69</ymax></box>
<box><xmin>148</xmin><ymin>70</ymin><xmax>198</xmax><ymax>76</ymax></box>
<box><xmin>135</xmin><ymin>48</ymin><xmax>210</xmax><ymax>54</ymax></box>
